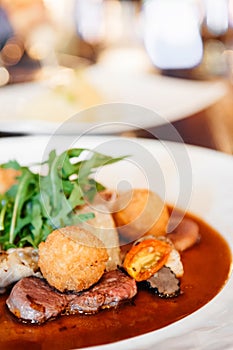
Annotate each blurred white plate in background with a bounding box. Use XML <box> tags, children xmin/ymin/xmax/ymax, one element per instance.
<box><xmin>0</xmin><ymin>64</ymin><xmax>227</xmax><ymax>135</ymax></box>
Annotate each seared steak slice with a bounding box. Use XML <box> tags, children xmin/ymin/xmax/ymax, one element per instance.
<box><xmin>68</xmin><ymin>269</ymin><xmax>137</xmax><ymax>314</ymax></box>
<box><xmin>6</xmin><ymin>270</ymin><xmax>137</xmax><ymax>323</ymax></box>
<box><xmin>6</xmin><ymin>276</ymin><xmax>68</xmax><ymax>324</ymax></box>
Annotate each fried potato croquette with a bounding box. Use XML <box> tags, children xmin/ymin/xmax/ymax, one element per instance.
<box><xmin>113</xmin><ymin>189</ymin><xmax>169</xmax><ymax>242</ymax></box>
<box><xmin>78</xmin><ymin>204</ymin><xmax>121</xmax><ymax>271</ymax></box>
<box><xmin>38</xmin><ymin>226</ymin><xmax>108</xmax><ymax>292</ymax></box>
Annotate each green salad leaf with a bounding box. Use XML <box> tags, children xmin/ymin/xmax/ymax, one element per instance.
<box><xmin>0</xmin><ymin>148</ymin><xmax>124</xmax><ymax>250</ymax></box>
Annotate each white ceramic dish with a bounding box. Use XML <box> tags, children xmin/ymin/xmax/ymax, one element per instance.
<box><xmin>0</xmin><ymin>65</ymin><xmax>227</xmax><ymax>135</ymax></box>
<box><xmin>0</xmin><ymin>135</ymin><xmax>232</xmax><ymax>350</ymax></box>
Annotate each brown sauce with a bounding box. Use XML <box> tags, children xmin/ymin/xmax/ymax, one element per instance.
<box><xmin>0</xmin><ymin>210</ymin><xmax>232</xmax><ymax>350</ymax></box>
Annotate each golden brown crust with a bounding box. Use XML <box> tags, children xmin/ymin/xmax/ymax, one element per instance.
<box><xmin>78</xmin><ymin>204</ymin><xmax>121</xmax><ymax>271</ymax></box>
<box><xmin>113</xmin><ymin>189</ymin><xmax>169</xmax><ymax>242</ymax></box>
<box><xmin>38</xmin><ymin>226</ymin><xmax>108</xmax><ymax>292</ymax></box>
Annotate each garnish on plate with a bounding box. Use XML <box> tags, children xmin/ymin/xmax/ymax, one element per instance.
<box><xmin>0</xmin><ymin>148</ymin><xmax>124</xmax><ymax>250</ymax></box>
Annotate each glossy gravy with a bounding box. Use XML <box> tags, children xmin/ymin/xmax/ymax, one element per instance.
<box><xmin>0</xmin><ymin>211</ymin><xmax>232</xmax><ymax>350</ymax></box>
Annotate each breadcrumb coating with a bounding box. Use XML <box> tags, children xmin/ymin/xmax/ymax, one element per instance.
<box><xmin>78</xmin><ymin>204</ymin><xmax>121</xmax><ymax>271</ymax></box>
<box><xmin>38</xmin><ymin>226</ymin><xmax>108</xmax><ymax>292</ymax></box>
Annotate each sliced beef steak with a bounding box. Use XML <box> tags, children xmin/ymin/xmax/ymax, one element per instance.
<box><xmin>6</xmin><ymin>270</ymin><xmax>137</xmax><ymax>324</ymax></box>
<box><xmin>6</xmin><ymin>276</ymin><xmax>68</xmax><ymax>324</ymax></box>
<box><xmin>68</xmin><ymin>269</ymin><xmax>137</xmax><ymax>314</ymax></box>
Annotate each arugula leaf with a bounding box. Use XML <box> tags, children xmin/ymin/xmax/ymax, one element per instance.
<box><xmin>1</xmin><ymin>160</ymin><xmax>21</xmax><ymax>170</ymax></box>
<box><xmin>9</xmin><ymin>169</ymin><xmax>36</xmax><ymax>244</ymax></box>
<box><xmin>0</xmin><ymin>148</ymin><xmax>124</xmax><ymax>250</ymax></box>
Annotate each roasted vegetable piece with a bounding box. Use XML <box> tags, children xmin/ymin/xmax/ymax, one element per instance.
<box><xmin>0</xmin><ymin>247</ymin><xmax>40</xmax><ymax>293</ymax></box>
<box><xmin>113</xmin><ymin>189</ymin><xmax>169</xmax><ymax>242</ymax></box>
<box><xmin>0</xmin><ymin>168</ymin><xmax>20</xmax><ymax>194</ymax></box>
<box><xmin>123</xmin><ymin>238</ymin><xmax>172</xmax><ymax>281</ymax></box>
<box><xmin>167</xmin><ymin>218</ymin><xmax>200</xmax><ymax>252</ymax></box>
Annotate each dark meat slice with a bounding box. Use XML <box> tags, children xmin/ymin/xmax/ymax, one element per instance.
<box><xmin>146</xmin><ymin>266</ymin><xmax>180</xmax><ymax>298</ymax></box>
<box><xmin>167</xmin><ymin>217</ymin><xmax>200</xmax><ymax>251</ymax></box>
<box><xmin>6</xmin><ymin>276</ymin><xmax>68</xmax><ymax>324</ymax></box>
<box><xmin>68</xmin><ymin>269</ymin><xmax>137</xmax><ymax>314</ymax></box>
<box><xmin>6</xmin><ymin>270</ymin><xmax>137</xmax><ymax>323</ymax></box>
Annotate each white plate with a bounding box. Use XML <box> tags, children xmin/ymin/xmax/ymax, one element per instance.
<box><xmin>0</xmin><ymin>64</ymin><xmax>227</xmax><ymax>135</ymax></box>
<box><xmin>0</xmin><ymin>135</ymin><xmax>232</xmax><ymax>350</ymax></box>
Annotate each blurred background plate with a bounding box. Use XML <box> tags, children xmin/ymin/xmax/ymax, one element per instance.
<box><xmin>0</xmin><ymin>64</ymin><xmax>227</xmax><ymax>135</ymax></box>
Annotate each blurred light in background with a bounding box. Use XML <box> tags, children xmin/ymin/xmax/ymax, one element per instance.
<box><xmin>25</xmin><ymin>25</ymin><xmax>57</xmax><ymax>62</ymax></box>
<box><xmin>204</xmin><ymin>39</ymin><xmax>228</xmax><ymax>75</ymax></box>
<box><xmin>223</xmin><ymin>49</ymin><xmax>233</xmax><ymax>82</ymax></box>
<box><xmin>0</xmin><ymin>67</ymin><xmax>10</xmax><ymax>86</ymax></box>
<box><xmin>74</xmin><ymin>0</ymin><xmax>139</xmax><ymax>47</ymax></box>
<box><xmin>74</xmin><ymin>0</ymin><xmax>105</xmax><ymax>44</ymax></box>
<box><xmin>229</xmin><ymin>0</ymin><xmax>233</xmax><ymax>27</ymax></box>
<box><xmin>204</xmin><ymin>0</ymin><xmax>229</xmax><ymax>35</ymax></box>
<box><xmin>0</xmin><ymin>0</ymin><xmax>233</xmax><ymax>82</ymax></box>
<box><xmin>0</xmin><ymin>4</ymin><xmax>14</xmax><ymax>50</ymax></box>
<box><xmin>103</xmin><ymin>0</ymin><xmax>125</xmax><ymax>45</ymax></box>
<box><xmin>43</xmin><ymin>0</ymin><xmax>74</xmax><ymax>31</ymax></box>
<box><xmin>43</xmin><ymin>0</ymin><xmax>67</xmax><ymax>24</ymax></box>
<box><xmin>1</xmin><ymin>36</ymin><xmax>24</xmax><ymax>65</ymax></box>
<box><xmin>143</xmin><ymin>0</ymin><xmax>203</xmax><ymax>70</ymax></box>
